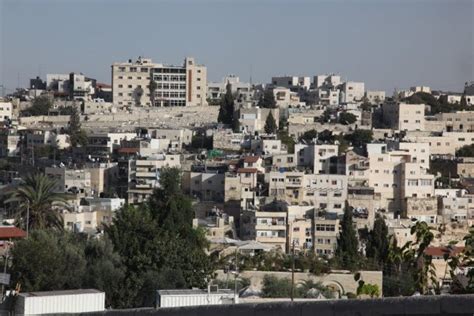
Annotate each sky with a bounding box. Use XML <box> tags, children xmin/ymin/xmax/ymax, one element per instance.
<box><xmin>1</xmin><ymin>0</ymin><xmax>473</xmax><ymax>94</ymax></box>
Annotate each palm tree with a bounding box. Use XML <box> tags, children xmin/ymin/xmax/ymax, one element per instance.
<box><xmin>6</xmin><ymin>173</ymin><xmax>69</xmax><ymax>231</ymax></box>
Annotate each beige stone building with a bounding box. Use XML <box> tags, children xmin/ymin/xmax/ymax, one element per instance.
<box><xmin>382</xmin><ymin>102</ymin><xmax>425</xmax><ymax>131</ymax></box>
<box><xmin>112</xmin><ymin>56</ymin><xmax>207</xmax><ymax>107</ymax></box>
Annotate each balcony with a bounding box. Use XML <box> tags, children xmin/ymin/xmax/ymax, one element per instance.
<box><xmin>255</xmin><ymin>224</ymin><xmax>286</xmax><ymax>231</ymax></box>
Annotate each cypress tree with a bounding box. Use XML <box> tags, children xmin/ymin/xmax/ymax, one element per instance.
<box><xmin>335</xmin><ymin>203</ymin><xmax>361</xmax><ymax>270</ymax></box>
<box><xmin>264</xmin><ymin>111</ymin><xmax>277</xmax><ymax>134</ymax></box>
<box><xmin>218</xmin><ymin>83</ymin><xmax>235</xmax><ymax>125</ymax></box>
<box><xmin>366</xmin><ymin>214</ymin><xmax>389</xmax><ymax>267</ymax></box>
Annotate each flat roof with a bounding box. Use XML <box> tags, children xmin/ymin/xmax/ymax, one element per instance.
<box><xmin>20</xmin><ymin>289</ymin><xmax>103</xmax><ymax>297</ymax></box>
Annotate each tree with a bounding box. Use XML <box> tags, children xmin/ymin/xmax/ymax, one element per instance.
<box><xmin>68</xmin><ymin>106</ymin><xmax>88</xmax><ymax>147</ymax></box>
<box><xmin>258</xmin><ymin>89</ymin><xmax>276</xmax><ymax>108</ymax></box>
<box><xmin>344</xmin><ymin>130</ymin><xmax>373</xmax><ymax>147</ymax></box>
<box><xmin>218</xmin><ymin>83</ymin><xmax>235</xmax><ymax>126</ymax></box>
<box><xmin>6</xmin><ymin>173</ymin><xmax>68</xmax><ymax>231</ymax></box>
<box><xmin>264</xmin><ymin>111</ymin><xmax>277</xmax><ymax>134</ymax></box>
<box><xmin>456</xmin><ymin>144</ymin><xmax>474</xmax><ymax>157</ymax></box>
<box><xmin>149</xmin><ymin>79</ymin><xmax>158</xmax><ymax>106</ymax></box>
<box><xmin>278</xmin><ymin>130</ymin><xmax>295</xmax><ymax>154</ymax></box>
<box><xmin>335</xmin><ymin>204</ymin><xmax>361</xmax><ymax>270</ymax></box>
<box><xmin>106</xmin><ymin>168</ymin><xmax>213</xmax><ymax>307</ymax></box>
<box><xmin>300</xmin><ymin>129</ymin><xmax>318</xmax><ymax>143</ymax></box>
<box><xmin>83</xmin><ymin>237</ymin><xmax>126</xmax><ymax>307</ymax></box>
<box><xmin>365</xmin><ymin>214</ymin><xmax>389</xmax><ymax>268</ymax></box>
<box><xmin>134</xmin><ymin>86</ymin><xmax>144</xmax><ymax>106</ymax></box>
<box><xmin>319</xmin><ymin>109</ymin><xmax>331</xmax><ymax>123</ymax></box>
<box><xmin>21</xmin><ymin>96</ymin><xmax>53</xmax><ymax>116</ymax></box>
<box><xmin>339</xmin><ymin>112</ymin><xmax>357</xmax><ymax>125</ymax></box>
<box><xmin>10</xmin><ymin>230</ymin><xmax>86</xmax><ymax>292</ymax></box>
<box><xmin>444</xmin><ymin>228</ymin><xmax>474</xmax><ymax>294</ymax></box>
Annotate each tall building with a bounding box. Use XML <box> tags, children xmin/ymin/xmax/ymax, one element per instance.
<box><xmin>111</xmin><ymin>56</ymin><xmax>207</xmax><ymax>107</ymax></box>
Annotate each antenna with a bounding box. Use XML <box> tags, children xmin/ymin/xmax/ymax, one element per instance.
<box><xmin>249</xmin><ymin>64</ymin><xmax>253</xmax><ymax>85</ymax></box>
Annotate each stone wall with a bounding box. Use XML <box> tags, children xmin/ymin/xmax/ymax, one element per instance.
<box><xmin>76</xmin><ymin>294</ymin><xmax>474</xmax><ymax>316</ymax></box>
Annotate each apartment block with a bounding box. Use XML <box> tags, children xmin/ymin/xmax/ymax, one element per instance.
<box><xmin>239</xmin><ymin>107</ymin><xmax>279</xmax><ymax>134</ymax></box>
<box><xmin>128</xmin><ymin>155</ymin><xmax>181</xmax><ymax>204</ymax></box>
<box><xmin>112</xmin><ymin>56</ymin><xmax>207</xmax><ymax>107</ymax></box>
<box><xmin>0</xmin><ymin>101</ymin><xmax>13</xmax><ymax>120</ymax></box>
<box><xmin>382</xmin><ymin>102</ymin><xmax>425</xmax><ymax>131</ymax></box>
<box><xmin>45</xmin><ymin>167</ymin><xmax>92</xmax><ymax>197</ymax></box>
<box><xmin>313</xmin><ymin>213</ymin><xmax>340</xmax><ymax>257</ymax></box>
<box><xmin>295</xmin><ymin>143</ymin><xmax>339</xmax><ymax>174</ymax></box>
<box><xmin>271</xmin><ymin>76</ymin><xmax>311</xmax><ymax>91</ymax></box>
<box><xmin>341</xmin><ymin>81</ymin><xmax>365</xmax><ymax>103</ymax></box>
<box><xmin>365</xmin><ymin>91</ymin><xmax>385</xmax><ymax>104</ymax></box>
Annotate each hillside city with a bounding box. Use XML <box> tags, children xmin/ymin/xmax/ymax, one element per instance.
<box><xmin>0</xmin><ymin>57</ymin><xmax>473</xmax><ymax>313</ymax></box>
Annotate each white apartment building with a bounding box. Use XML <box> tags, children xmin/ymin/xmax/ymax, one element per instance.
<box><xmin>128</xmin><ymin>155</ymin><xmax>181</xmax><ymax>204</ymax></box>
<box><xmin>207</xmin><ymin>75</ymin><xmax>253</xmax><ymax>106</ymax></box>
<box><xmin>295</xmin><ymin>143</ymin><xmax>338</xmax><ymax>174</ymax></box>
<box><xmin>112</xmin><ymin>56</ymin><xmax>207</xmax><ymax>107</ymax></box>
<box><xmin>313</xmin><ymin>75</ymin><xmax>341</xmax><ymax>89</ymax></box>
<box><xmin>367</xmin><ymin>143</ymin><xmax>435</xmax><ymax>214</ymax></box>
<box><xmin>251</xmin><ymin>138</ymin><xmax>286</xmax><ymax>156</ymax></box>
<box><xmin>238</xmin><ymin>107</ymin><xmax>279</xmax><ymax>134</ymax></box>
<box><xmin>365</xmin><ymin>91</ymin><xmax>385</xmax><ymax>104</ymax></box>
<box><xmin>0</xmin><ymin>131</ymin><xmax>20</xmax><ymax>157</ymax></box>
<box><xmin>341</xmin><ymin>81</ymin><xmax>365</xmax><ymax>103</ymax></box>
<box><xmin>190</xmin><ymin>172</ymin><xmax>225</xmax><ymax>202</ymax></box>
<box><xmin>405</xmin><ymin>131</ymin><xmax>474</xmax><ymax>156</ymax></box>
<box><xmin>439</xmin><ymin>194</ymin><xmax>474</xmax><ymax>222</ymax></box>
<box><xmin>302</xmin><ymin>174</ymin><xmax>347</xmax><ymax>214</ymax></box>
<box><xmin>271</xmin><ymin>76</ymin><xmax>311</xmax><ymax>91</ymax></box>
<box><xmin>254</xmin><ymin>207</ymin><xmax>287</xmax><ymax>250</ymax></box>
<box><xmin>382</xmin><ymin>102</ymin><xmax>425</xmax><ymax>131</ymax></box>
<box><xmin>45</xmin><ymin>167</ymin><xmax>92</xmax><ymax>197</ymax></box>
<box><xmin>0</xmin><ymin>101</ymin><xmax>13</xmax><ymax>120</ymax></box>
<box><xmin>273</xmin><ymin>87</ymin><xmax>301</xmax><ymax>109</ymax></box>
<box><xmin>313</xmin><ymin>213</ymin><xmax>340</xmax><ymax>257</ymax></box>
<box><xmin>26</xmin><ymin>130</ymin><xmax>70</xmax><ymax>149</ymax></box>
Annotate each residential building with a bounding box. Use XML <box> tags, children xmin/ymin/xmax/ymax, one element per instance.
<box><xmin>128</xmin><ymin>155</ymin><xmax>181</xmax><ymax>204</ymax></box>
<box><xmin>341</xmin><ymin>81</ymin><xmax>365</xmax><ymax>103</ymax></box>
<box><xmin>365</xmin><ymin>91</ymin><xmax>385</xmax><ymax>104</ymax></box>
<box><xmin>112</xmin><ymin>56</ymin><xmax>207</xmax><ymax>107</ymax></box>
<box><xmin>45</xmin><ymin>167</ymin><xmax>92</xmax><ymax>197</ymax></box>
<box><xmin>238</xmin><ymin>107</ymin><xmax>279</xmax><ymax>134</ymax></box>
<box><xmin>313</xmin><ymin>212</ymin><xmax>339</xmax><ymax>257</ymax></box>
<box><xmin>382</xmin><ymin>102</ymin><xmax>425</xmax><ymax>131</ymax></box>
<box><xmin>271</xmin><ymin>76</ymin><xmax>311</xmax><ymax>91</ymax></box>
<box><xmin>0</xmin><ymin>101</ymin><xmax>13</xmax><ymax>120</ymax></box>
<box><xmin>295</xmin><ymin>143</ymin><xmax>339</xmax><ymax>174</ymax></box>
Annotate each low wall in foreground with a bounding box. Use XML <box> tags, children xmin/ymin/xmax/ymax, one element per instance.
<box><xmin>78</xmin><ymin>294</ymin><xmax>473</xmax><ymax>316</ymax></box>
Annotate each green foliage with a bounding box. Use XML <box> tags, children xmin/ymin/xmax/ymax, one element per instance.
<box><xmin>365</xmin><ymin>214</ymin><xmax>389</xmax><ymax>268</ymax></box>
<box><xmin>10</xmin><ymin>230</ymin><xmax>126</xmax><ymax>308</ymax></box>
<box><xmin>261</xmin><ymin>275</ymin><xmax>333</xmax><ymax>298</ymax></box>
<box><xmin>456</xmin><ymin>144</ymin><xmax>474</xmax><ymax>157</ymax></box>
<box><xmin>319</xmin><ymin>109</ymin><xmax>331</xmax><ymax>123</ymax></box>
<box><xmin>335</xmin><ymin>204</ymin><xmax>361</xmax><ymax>271</ymax></box>
<box><xmin>11</xmin><ymin>230</ymin><xmax>86</xmax><ymax>292</ymax></box>
<box><xmin>344</xmin><ymin>130</ymin><xmax>373</xmax><ymax>148</ymax></box>
<box><xmin>22</xmin><ymin>96</ymin><xmax>53</xmax><ymax>116</ymax></box>
<box><xmin>264</xmin><ymin>111</ymin><xmax>277</xmax><ymax>134</ymax></box>
<box><xmin>404</xmin><ymin>92</ymin><xmax>469</xmax><ymax>114</ymax></box>
<box><xmin>149</xmin><ymin>79</ymin><xmax>158</xmax><ymax>106</ymax></box>
<box><xmin>68</xmin><ymin>107</ymin><xmax>88</xmax><ymax>147</ymax></box>
<box><xmin>277</xmin><ymin>130</ymin><xmax>295</xmax><ymax>154</ymax></box>
<box><xmin>444</xmin><ymin>228</ymin><xmax>474</xmax><ymax>294</ymax></box>
<box><xmin>339</xmin><ymin>112</ymin><xmax>357</xmax><ymax>125</ymax></box>
<box><xmin>190</xmin><ymin>133</ymin><xmax>213</xmax><ymax>150</ymax></box>
<box><xmin>6</xmin><ymin>173</ymin><xmax>68</xmax><ymax>231</ymax></box>
<box><xmin>300</xmin><ymin>129</ymin><xmax>318</xmax><ymax>143</ymax></box>
<box><xmin>218</xmin><ymin>83</ymin><xmax>235</xmax><ymax>126</ymax></box>
<box><xmin>258</xmin><ymin>89</ymin><xmax>277</xmax><ymax>108</ymax></box>
<box><xmin>105</xmin><ymin>167</ymin><xmax>213</xmax><ymax>307</ymax></box>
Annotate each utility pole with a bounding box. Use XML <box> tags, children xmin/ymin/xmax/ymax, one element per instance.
<box><xmin>26</xmin><ymin>200</ymin><xmax>30</xmax><ymax>239</ymax></box>
<box><xmin>291</xmin><ymin>239</ymin><xmax>295</xmax><ymax>302</ymax></box>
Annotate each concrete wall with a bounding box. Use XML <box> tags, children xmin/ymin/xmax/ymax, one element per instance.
<box><xmin>77</xmin><ymin>294</ymin><xmax>474</xmax><ymax>315</ymax></box>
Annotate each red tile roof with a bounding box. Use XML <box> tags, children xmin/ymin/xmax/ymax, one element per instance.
<box><xmin>243</xmin><ymin>156</ymin><xmax>261</xmax><ymax>163</ymax></box>
<box><xmin>0</xmin><ymin>227</ymin><xmax>26</xmax><ymax>239</ymax></box>
<box><xmin>237</xmin><ymin>168</ymin><xmax>258</xmax><ymax>174</ymax></box>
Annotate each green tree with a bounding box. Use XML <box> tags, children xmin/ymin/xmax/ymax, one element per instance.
<box><xmin>335</xmin><ymin>205</ymin><xmax>361</xmax><ymax>270</ymax></box>
<box><xmin>339</xmin><ymin>112</ymin><xmax>357</xmax><ymax>125</ymax></box>
<box><xmin>68</xmin><ymin>106</ymin><xmax>88</xmax><ymax>147</ymax></box>
<box><xmin>456</xmin><ymin>144</ymin><xmax>474</xmax><ymax>157</ymax></box>
<box><xmin>261</xmin><ymin>275</ymin><xmax>292</xmax><ymax>297</ymax></box>
<box><xmin>22</xmin><ymin>96</ymin><xmax>53</xmax><ymax>116</ymax></box>
<box><xmin>149</xmin><ymin>79</ymin><xmax>158</xmax><ymax>106</ymax></box>
<box><xmin>6</xmin><ymin>173</ymin><xmax>68</xmax><ymax>231</ymax></box>
<box><xmin>277</xmin><ymin>130</ymin><xmax>295</xmax><ymax>153</ymax></box>
<box><xmin>258</xmin><ymin>89</ymin><xmax>276</xmax><ymax>108</ymax></box>
<box><xmin>134</xmin><ymin>86</ymin><xmax>144</xmax><ymax>106</ymax></box>
<box><xmin>366</xmin><ymin>214</ymin><xmax>389</xmax><ymax>268</ymax></box>
<box><xmin>218</xmin><ymin>83</ymin><xmax>235</xmax><ymax>126</ymax></box>
<box><xmin>264</xmin><ymin>111</ymin><xmax>277</xmax><ymax>134</ymax></box>
<box><xmin>444</xmin><ymin>228</ymin><xmax>474</xmax><ymax>294</ymax></box>
<box><xmin>10</xmin><ymin>230</ymin><xmax>86</xmax><ymax>292</ymax></box>
<box><xmin>300</xmin><ymin>129</ymin><xmax>318</xmax><ymax>143</ymax></box>
<box><xmin>106</xmin><ymin>168</ymin><xmax>213</xmax><ymax>307</ymax></box>
<box><xmin>344</xmin><ymin>129</ymin><xmax>373</xmax><ymax>147</ymax></box>
<box><xmin>319</xmin><ymin>109</ymin><xmax>331</xmax><ymax>123</ymax></box>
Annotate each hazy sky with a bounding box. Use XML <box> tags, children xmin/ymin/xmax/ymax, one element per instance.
<box><xmin>1</xmin><ymin>0</ymin><xmax>473</xmax><ymax>94</ymax></box>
